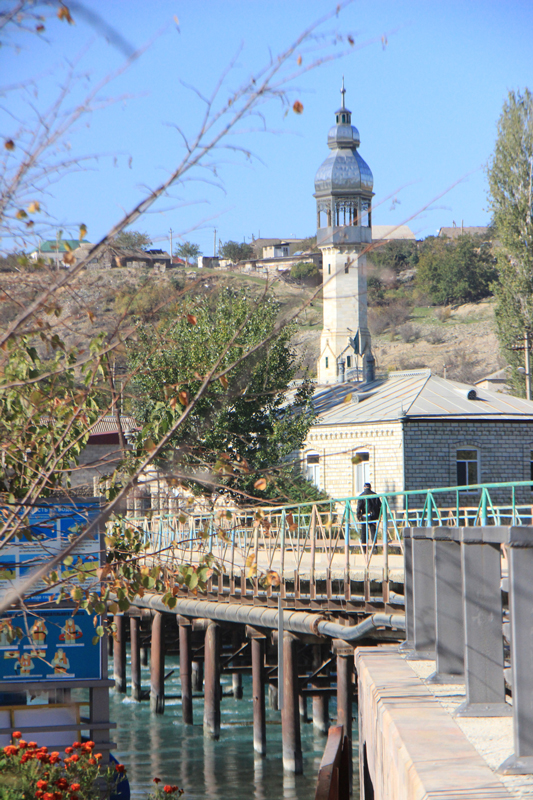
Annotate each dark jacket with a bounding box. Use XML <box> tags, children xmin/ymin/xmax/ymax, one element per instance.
<box><xmin>356</xmin><ymin>488</ymin><xmax>381</xmax><ymax>522</ymax></box>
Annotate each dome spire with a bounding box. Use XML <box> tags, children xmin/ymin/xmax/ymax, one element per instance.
<box><xmin>340</xmin><ymin>75</ymin><xmax>346</xmax><ymax>109</ymax></box>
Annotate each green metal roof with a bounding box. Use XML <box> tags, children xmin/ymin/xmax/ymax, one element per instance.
<box><xmin>38</xmin><ymin>239</ymin><xmax>90</xmax><ymax>253</ymax></box>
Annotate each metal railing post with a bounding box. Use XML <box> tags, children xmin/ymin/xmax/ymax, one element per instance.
<box><xmin>399</xmin><ymin>528</ymin><xmax>414</xmax><ymax>651</ymax></box>
<box><xmin>429</xmin><ymin>527</ymin><xmax>464</xmax><ymax>684</ymax></box>
<box><xmin>499</xmin><ymin>526</ymin><xmax>533</xmax><ymax>774</ymax></box>
<box><xmin>456</xmin><ymin>526</ymin><xmax>510</xmax><ymax>717</ymax></box>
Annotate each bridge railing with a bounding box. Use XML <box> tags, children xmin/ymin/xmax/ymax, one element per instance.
<box><xmin>115</xmin><ymin>481</ymin><xmax>533</xmax><ymax>604</ymax></box>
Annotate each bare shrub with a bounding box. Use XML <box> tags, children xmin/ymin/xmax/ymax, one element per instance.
<box><xmin>397</xmin><ymin>323</ymin><xmax>420</xmax><ymax>343</ymax></box>
<box><xmin>368</xmin><ymin>307</ymin><xmax>389</xmax><ymax>335</ymax></box>
<box><xmin>368</xmin><ymin>299</ymin><xmax>412</xmax><ymax>335</ymax></box>
<box><xmin>425</xmin><ymin>329</ymin><xmax>446</xmax><ymax>345</ymax></box>
<box><xmin>435</xmin><ymin>306</ymin><xmax>452</xmax><ymax>322</ymax></box>
<box><xmin>446</xmin><ymin>350</ymin><xmax>484</xmax><ymax>384</ymax></box>
<box><xmin>397</xmin><ymin>356</ymin><xmax>428</xmax><ymax>370</ymax></box>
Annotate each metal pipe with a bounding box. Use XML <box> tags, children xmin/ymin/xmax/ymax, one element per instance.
<box><xmin>113</xmin><ymin>615</ymin><xmax>126</xmax><ymax>693</ymax></box>
<box><xmin>204</xmin><ymin>622</ymin><xmax>221</xmax><ymax>739</ymax></box>
<box><xmin>251</xmin><ymin>637</ymin><xmax>266</xmax><ymax>756</ymax></box>
<box><xmin>178</xmin><ymin>619</ymin><xmax>193</xmax><ymax>725</ymax></box>
<box><xmin>127</xmin><ymin>593</ymin><xmax>405</xmax><ymax>642</ymax></box>
<box><xmin>130</xmin><ymin>616</ymin><xmax>141</xmax><ymax>701</ymax></box>
<box><xmin>150</xmin><ymin>611</ymin><xmax>165</xmax><ymax>714</ymax></box>
<box><xmin>282</xmin><ymin>633</ymin><xmax>303</xmax><ymax>774</ymax></box>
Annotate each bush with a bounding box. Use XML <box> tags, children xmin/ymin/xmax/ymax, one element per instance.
<box><xmin>397</xmin><ymin>323</ymin><xmax>420</xmax><ymax>343</ymax></box>
<box><xmin>425</xmin><ymin>329</ymin><xmax>445</xmax><ymax>345</ymax></box>
<box><xmin>368</xmin><ymin>299</ymin><xmax>412</xmax><ymax>335</ymax></box>
<box><xmin>435</xmin><ymin>306</ymin><xmax>452</xmax><ymax>322</ymax></box>
<box><xmin>290</xmin><ymin>261</ymin><xmax>320</xmax><ymax>281</ymax></box>
<box><xmin>370</xmin><ymin>239</ymin><xmax>418</xmax><ymax>274</ymax></box>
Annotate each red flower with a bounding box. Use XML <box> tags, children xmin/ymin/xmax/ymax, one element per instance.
<box><xmin>28</xmin><ymin>742</ymin><xmax>38</xmax><ymax>749</ymax></box>
<box><xmin>19</xmin><ymin>739</ymin><xmax>28</xmax><ymax>748</ymax></box>
<box><xmin>43</xmin><ymin>793</ymin><xmax>55</xmax><ymax>800</ymax></box>
<box><xmin>88</xmin><ymin>758</ymin><xmax>96</xmax><ymax>766</ymax></box>
<box><xmin>53</xmin><ymin>793</ymin><xmax>62</xmax><ymax>800</ymax></box>
<box><xmin>35</xmin><ymin>792</ymin><xmax>44</xmax><ymax>799</ymax></box>
<box><xmin>71</xmin><ymin>796</ymin><xmax>79</xmax><ymax>800</ymax></box>
<box><xmin>3</xmin><ymin>745</ymin><xmax>18</xmax><ymax>756</ymax></box>
<box><xmin>163</xmin><ymin>787</ymin><xmax>177</xmax><ymax>794</ymax></box>
<box><xmin>12</xmin><ymin>731</ymin><xmax>21</xmax><ymax>739</ymax></box>
<box><xmin>153</xmin><ymin>778</ymin><xmax>162</xmax><ymax>784</ymax></box>
<box><xmin>94</xmin><ymin>753</ymin><xmax>102</xmax><ymax>760</ymax></box>
<box><xmin>85</xmin><ymin>741</ymin><xmax>95</xmax><ymax>749</ymax></box>
<box><xmin>69</xmin><ymin>785</ymin><xmax>81</xmax><ymax>793</ymax></box>
<box><xmin>55</xmin><ymin>779</ymin><xmax>68</xmax><ymax>790</ymax></box>
<box><xmin>49</xmin><ymin>755</ymin><xmax>61</xmax><ymax>765</ymax></box>
<box><xmin>72</xmin><ymin>742</ymin><xmax>81</xmax><ymax>749</ymax></box>
<box><xmin>36</xmin><ymin>781</ymin><xmax>48</xmax><ymax>790</ymax></box>
<box><xmin>115</xmin><ymin>764</ymin><xmax>126</xmax><ymax>773</ymax></box>
<box><xmin>64</xmin><ymin>748</ymin><xmax>73</xmax><ymax>755</ymax></box>
<box><xmin>69</xmin><ymin>754</ymin><xmax>79</xmax><ymax>763</ymax></box>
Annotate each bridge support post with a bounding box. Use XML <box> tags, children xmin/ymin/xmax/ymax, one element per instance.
<box><xmin>192</xmin><ymin>660</ymin><xmax>203</xmax><ymax>692</ymax></box>
<box><xmin>429</xmin><ymin>529</ymin><xmax>464</xmax><ymax>684</ymax></box>
<box><xmin>399</xmin><ymin>530</ymin><xmax>414</xmax><ymax>651</ymax></box>
<box><xmin>232</xmin><ymin>673</ymin><xmax>243</xmax><ymax>699</ymax></box>
<box><xmin>251</xmin><ymin>635</ymin><xmax>267</xmax><ymax>756</ymax></box>
<box><xmin>178</xmin><ymin>617</ymin><xmax>193</xmax><ymax>725</ymax></box>
<box><xmin>499</xmin><ymin>527</ymin><xmax>533</xmax><ymax>774</ymax></box>
<box><xmin>204</xmin><ymin>621</ymin><xmax>221</xmax><ymax>739</ymax></box>
<box><xmin>269</xmin><ymin>683</ymin><xmax>279</xmax><ymax>710</ymax></box>
<box><xmin>456</xmin><ymin>530</ymin><xmax>510</xmax><ymax>717</ymax></box>
<box><xmin>130</xmin><ymin>615</ymin><xmax>141</xmax><ymax>701</ymax></box>
<box><xmin>281</xmin><ymin>633</ymin><xmax>303</xmax><ymax>773</ymax></box>
<box><xmin>141</xmin><ymin>646</ymin><xmax>149</xmax><ymax>666</ymax></box>
<box><xmin>113</xmin><ymin>614</ymin><xmax>127</xmax><ymax>693</ymax></box>
<box><xmin>312</xmin><ymin>645</ymin><xmax>329</xmax><ymax>735</ymax></box>
<box><xmin>409</xmin><ymin>529</ymin><xmax>435</xmax><ymax>659</ymax></box>
<box><xmin>299</xmin><ymin>693</ymin><xmax>309</xmax><ymax>723</ymax></box>
<box><xmin>335</xmin><ymin>641</ymin><xmax>353</xmax><ymax>791</ymax></box>
<box><xmin>150</xmin><ymin>611</ymin><xmax>165</xmax><ymax>714</ymax></box>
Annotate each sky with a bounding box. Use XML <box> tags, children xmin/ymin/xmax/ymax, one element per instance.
<box><xmin>3</xmin><ymin>0</ymin><xmax>533</xmax><ymax>256</ymax></box>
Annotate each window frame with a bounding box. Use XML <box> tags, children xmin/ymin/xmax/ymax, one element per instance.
<box><xmin>305</xmin><ymin>451</ymin><xmax>321</xmax><ymax>489</ymax></box>
<box><xmin>456</xmin><ymin>447</ymin><xmax>479</xmax><ymax>492</ymax></box>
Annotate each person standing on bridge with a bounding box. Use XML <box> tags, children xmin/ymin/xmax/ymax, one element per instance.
<box><xmin>356</xmin><ymin>482</ymin><xmax>381</xmax><ymax>554</ymax></box>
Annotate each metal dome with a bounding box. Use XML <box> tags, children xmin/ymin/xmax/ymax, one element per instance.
<box><xmin>314</xmin><ymin>83</ymin><xmax>373</xmax><ymax>197</ymax></box>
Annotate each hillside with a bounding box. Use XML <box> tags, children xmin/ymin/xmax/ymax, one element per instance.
<box><xmin>0</xmin><ymin>265</ymin><xmax>504</xmax><ymax>385</ymax></box>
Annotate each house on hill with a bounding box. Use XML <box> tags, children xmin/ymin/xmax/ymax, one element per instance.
<box><xmin>30</xmin><ymin>239</ymin><xmax>91</xmax><ymax>267</ymax></box>
<box><xmin>438</xmin><ymin>225</ymin><xmax>489</xmax><ymax>239</ymax></box>
<box><xmin>302</xmin><ymin>368</ymin><xmax>533</xmax><ymax>505</ymax></box>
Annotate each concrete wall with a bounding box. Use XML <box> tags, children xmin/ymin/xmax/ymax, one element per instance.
<box><xmin>403</xmin><ymin>419</ymin><xmax>533</xmax><ymax>505</ymax></box>
<box><xmin>356</xmin><ymin>647</ymin><xmax>512</xmax><ymax>800</ymax></box>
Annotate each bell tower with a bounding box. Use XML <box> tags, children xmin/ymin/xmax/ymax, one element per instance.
<box><xmin>314</xmin><ymin>80</ymin><xmax>374</xmax><ymax>384</ymax></box>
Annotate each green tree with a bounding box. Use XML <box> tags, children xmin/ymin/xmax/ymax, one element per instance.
<box><xmin>370</xmin><ymin>239</ymin><xmax>418</xmax><ymax>273</ymax></box>
<box><xmin>126</xmin><ymin>290</ymin><xmax>317</xmax><ymax>502</ymax></box>
<box><xmin>415</xmin><ymin>234</ymin><xmax>496</xmax><ymax>306</ymax></box>
<box><xmin>487</xmin><ymin>88</ymin><xmax>533</xmax><ymax>393</ymax></box>
<box><xmin>290</xmin><ymin>261</ymin><xmax>320</xmax><ymax>281</ymax></box>
<box><xmin>218</xmin><ymin>240</ymin><xmax>255</xmax><ymax>263</ymax></box>
<box><xmin>112</xmin><ymin>230</ymin><xmax>152</xmax><ymax>250</ymax></box>
<box><xmin>175</xmin><ymin>241</ymin><xmax>201</xmax><ymax>266</ymax></box>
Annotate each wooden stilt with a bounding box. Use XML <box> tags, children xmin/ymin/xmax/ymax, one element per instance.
<box><xmin>130</xmin><ymin>616</ymin><xmax>141</xmax><ymax>701</ymax></box>
<box><xmin>141</xmin><ymin>646</ymin><xmax>149</xmax><ymax>667</ymax></box>
<box><xmin>251</xmin><ymin>636</ymin><xmax>266</xmax><ymax>756</ymax></box>
<box><xmin>269</xmin><ymin>683</ymin><xmax>279</xmax><ymax>711</ymax></box>
<box><xmin>281</xmin><ymin>633</ymin><xmax>303</xmax><ymax>774</ymax></box>
<box><xmin>203</xmin><ymin>622</ymin><xmax>221</xmax><ymax>739</ymax></box>
<box><xmin>232</xmin><ymin>672</ymin><xmax>243</xmax><ymax>699</ymax></box>
<box><xmin>150</xmin><ymin>612</ymin><xmax>165</xmax><ymax>714</ymax></box>
<box><xmin>299</xmin><ymin>693</ymin><xmax>309</xmax><ymax>723</ymax></box>
<box><xmin>113</xmin><ymin>615</ymin><xmax>126</xmax><ymax>693</ymax></box>
<box><xmin>336</xmin><ymin>650</ymin><xmax>353</xmax><ymax>780</ymax></box>
<box><xmin>178</xmin><ymin>617</ymin><xmax>193</xmax><ymax>725</ymax></box>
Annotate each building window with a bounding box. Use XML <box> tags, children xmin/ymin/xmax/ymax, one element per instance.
<box><xmin>456</xmin><ymin>449</ymin><xmax>478</xmax><ymax>489</ymax></box>
<box><xmin>325</xmin><ymin>357</ymin><xmax>329</xmax><ymax>369</ymax></box>
<box><xmin>344</xmin><ymin>263</ymin><xmax>349</xmax><ymax>273</ymax></box>
<box><xmin>341</xmin><ymin>114</ymin><xmax>346</xmax><ymax>123</ymax></box>
<box><xmin>328</xmin><ymin>264</ymin><xmax>331</xmax><ymax>275</ymax></box>
<box><xmin>530</xmin><ymin>450</ymin><xmax>533</xmax><ymax>491</ymax></box>
<box><xmin>346</xmin><ymin>356</ymin><xmax>351</xmax><ymax>368</ymax></box>
<box><xmin>306</xmin><ymin>452</ymin><xmax>320</xmax><ymax>488</ymax></box>
<box><xmin>353</xmin><ymin>451</ymin><xmax>370</xmax><ymax>494</ymax></box>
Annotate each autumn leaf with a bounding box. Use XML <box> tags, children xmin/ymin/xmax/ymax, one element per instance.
<box><xmin>57</xmin><ymin>5</ymin><xmax>74</xmax><ymax>23</ymax></box>
<box><xmin>28</xmin><ymin>201</ymin><xmax>40</xmax><ymax>213</ymax></box>
<box><xmin>266</xmin><ymin>570</ymin><xmax>281</xmax><ymax>587</ymax></box>
<box><xmin>4</xmin><ymin>140</ymin><xmax>14</xmax><ymax>151</ymax></box>
<box><xmin>293</xmin><ymin>100</ymin><xmax>304</xmax><ymax>114</ymax></box>
<box><xmin>343</xmin><ymin>393</ymin><xmax>353</xmax><ymax>403</ymax></box>
<box><xmin>178</xmin><ymin>390</ymin><xmax>189</xmax><ymax>407</ymax></box>
<box><xmin>63</xmin><ymin>252</ymin><xmax>75</xmax><ymax>265</ymax></box>
<box><xmin>297</xmin><ymin>55</ymin><xmax>302</xmax><ymax>65</ymax></box>
<box><xmin>348</xmin><ymin>35</ymin><xmax>354</xmax><ymax>45</ymax></box>
<box><xmin>219</xmin><ymin>374</ymin><xmax>228</xmax><ymax>389</ymax></box>
<box><xmin>79</xmin><ymin>223</ymin><xmax>87</xmax><ymax>240</ymax></box>
<box><xmin>186</xmin><ymin>314</ymin><xmax>197</xmax><ymax>325</ymax></box>
<box><xmin>16</xmin><ymin>209</ymin><xmax>27</xmax><ymax>219</ymax></box>
<box><xmin>36</xmin><ymin>24</ymin><xmax>45</xmax><ymax>32</ymax></box>
<box><xmin>254</xmin><ymin>477</ymin><xmax>267</xmax><ymax>491</ymax></box>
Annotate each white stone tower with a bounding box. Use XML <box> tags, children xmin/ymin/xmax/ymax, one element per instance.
<box><xmin>314</xmin><ymin>81</ymin><xmax>374</xmax><ymax>384</ymax></box>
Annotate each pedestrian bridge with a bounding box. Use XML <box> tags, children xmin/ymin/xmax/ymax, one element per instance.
<box><xmin>118</xmin><ymin>480</ymin><xmax>533</xmax><ymax>609</ymax></box>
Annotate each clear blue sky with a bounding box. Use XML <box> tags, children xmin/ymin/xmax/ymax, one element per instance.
<box><xmin>3</xmin><ymin>0</ymin><xmax>533</xmax><ymax>256</ymax></box>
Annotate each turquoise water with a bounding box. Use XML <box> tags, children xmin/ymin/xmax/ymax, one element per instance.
<box><xmin>109</xmin><ymin>655</ymin><xmax>360</xmax><ymax>800</ymax></box>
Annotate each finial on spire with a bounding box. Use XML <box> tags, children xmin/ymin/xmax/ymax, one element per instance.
<box><xmin>340</xmin><ymin>76</ymin><xmax>346</xmax><ymax>109</ymax></box>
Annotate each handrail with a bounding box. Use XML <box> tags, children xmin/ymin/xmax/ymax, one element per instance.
<box><xmin>314</xmin><ymin>725</ymin><xmax>350</xmax><ymax>800</ymax></box>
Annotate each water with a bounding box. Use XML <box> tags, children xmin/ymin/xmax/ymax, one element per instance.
<box><xmin>108</xmin><ymin>655</ymin><xmax>360</xmax><ymax>800</ymax></box>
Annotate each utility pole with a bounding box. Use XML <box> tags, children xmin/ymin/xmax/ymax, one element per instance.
<box><xmin>169</xmin><ymin>228</ymin><xmax>173</xmax><ymax>262</ymax></box>
<box><xmin>213</xmin><ymin>228</ymin><xmax>217</xmax><ymax>257</ymax></box>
